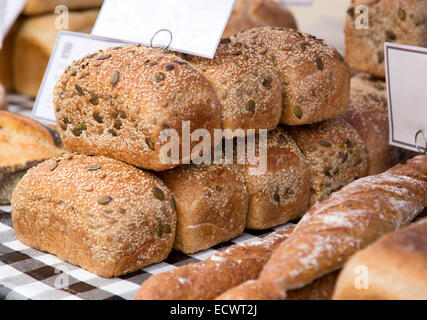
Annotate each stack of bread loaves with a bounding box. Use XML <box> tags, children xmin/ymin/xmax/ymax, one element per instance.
<box><xmin>10</xmin><ymin>21</ymin><xmax>406</xmax><ymax>280</ymax></box>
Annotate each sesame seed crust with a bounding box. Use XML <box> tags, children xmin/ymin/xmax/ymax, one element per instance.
<box><xmin>183</xmin><ymin>40</ymin><xmax>282</xmax><ymax>137</ymax></box>
<box><xmin>11</xmin><ymin>153</ymin><xmax>177</xmax><ymax>278</ymax></box>
<box><xmin>232</xmin><ymin>27</ymin><xmax>351</xmax><ymax>125</ymax></box>
<box><xmin>53</xmin><ymin>45</ymin><xmax>221</xmax><ymax>171</ymax></box>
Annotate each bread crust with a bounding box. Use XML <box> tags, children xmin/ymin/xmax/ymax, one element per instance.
<box><xmin>159</xmin><ymin>163</ymin><xmax>249</xmax><ymax>254</ymax></box>
<box><xmin>135</xmin><ymin>225</ymin><xmax>294</xmax><ymax>300</ymax></box>
<box><xmin>345</xmin><ymin>0</ymin><xmax>427</xmax><ymax>79</ymax></box>
<box><xmin>288</xmin><ymin>118</ymin><xmax>368</xmax><ymax>206</ymax></box>
<box><xmin>224</xmin><ymin>0</ymin><xmax>297</xmax><ymax>38</ymax></box>
<box><xmin>22</xmin><ymin>0</ymin><xmax>103</xmax><ymax>15</ymax></box>
<box><xmin>0</xmin><ymin>84</ymin><xmax>6</xmax><ymax>110</ymax></box>
<box><xmin>333</xmin><ymin>218</ymin><xmax>427</xmax><ymax>300</ymax></box>
<box><xmin>243</xmin><ymin>127</ymin><xmax>311</xmax><ymax>229</ymax></box>
<box><xmin>184</xmin><ymin>40</ymin><xmax>282</xmax><ymax>136</ymax></box>
<box><xmin>11</xmin><ymin>153</ymin><xmax>177</xmax><ymax>278</ymax></box>
<box><xmin>258</xmin><ymin>155</ymin><xmax>427</xmax><ymax>298</ymax></box>
<box><xmin>54</xmin><ymin>45</ymin><xmax>221</xmax><ymax>171</ymax></box>
<box><xmin>233</xmin><ymin>27</ymin><xmax>350</xmax><ymax>125</ymax></box>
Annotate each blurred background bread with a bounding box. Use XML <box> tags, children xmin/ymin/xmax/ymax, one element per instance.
<box><xmin>333</xmin><ymin>217</ymin><xmax>427</xmax><ymax>300</ymax></box>
<box><xmin>22</xmin><ymin>0</ymin><xmax>104</xmax><ymax>16</ymax></box>
<box><xmin>13</xmin><ymin>9</ymin><xmax>99</xmax><ymax>97</ymax></box>
<box><xmin>0</xmin><ymin>84</ymin><xmax>6</xmax><ymax>110</ymax></box>
<box><xmin>224</xmin><ymin>0</ymin><xmax>297</xmax><ymax>38</ymax></box>
<box><xmin>0</xmin><ymin>111</ymin><xmax>63</xmax><ymax>204</ymax></box>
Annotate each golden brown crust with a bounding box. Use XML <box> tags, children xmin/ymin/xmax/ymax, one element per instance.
<box><xmin>242</xmin><ymin>127</ymin><xmax>311</xmax><ymax>229</ymax></box>
<box><xmin>22</xmin><ymin>0</ymin><xmax>103</xmax><ymax>15</ymax></box>
<box><xmin>11</xmin><ymin>153</ymin><xmax>177</xmax><ymax>278</ymax></box>
<box><xmin>54</xmin><ymin>45</ymin><xmax>221</xmax><ymax>171</ymax></box>
<box><xmin>342</xmin><ymin>74</ymin><xmax>390</xmax><ymax>175</ymax></box>
<box><xmin>288</xmin><ymin>118</ymin><xmax>368</xmax><ymax>206</ymax></box>
<box><xmin>13</xmin><ymin>10</ymin><xmax>99</xmax><ymax>97</ymax></box>
<box><xmin>0</xmin><ymin>19</ymin><xmax>21</xmax><ymax>91</ymax></box>
<box><xmin>159</xmin><ymin>163</ymin><xmax>249</xmax><ymax>254</ymax></box>
<box><xmin>0</xmin><ymin>84</ymin><xmax>6</xmax><ymax>110</ymax></box>
<box><xmin>224</xmin><ymin>0</ymin><xmax>297</xmax><ymax>38</ymax></box>
<box><xmin>345</xmin><ymin>0</ymin><xmax>427</xmax><ymax>79</ymax></box>
<box><xmin>135</xmin><ymin>225</ymin><xmax>295</xmax><ymax>300</ymax></box>
<box><xmin>258</xmin><ymin>155</ymin><xmax>427</xmax><ymax>299</ymax></box>
<box><xmin>232</xmin><ymin>27</ymin><xmax>350</xmax><ymax>125</ymax></box>
<box><xmin>216</xmin><ymin>270</ymin><xmax>339</xmax><ymax>300</ymax></box>
<box><xmin>333</xmin><ymin>218</ymin><xmax>427</xmax><ymax>300</ymax></box>
<box><xmin>183</xmin><ymin>40</ymin><xmax>282</xmax><ymax>136</ymax></box>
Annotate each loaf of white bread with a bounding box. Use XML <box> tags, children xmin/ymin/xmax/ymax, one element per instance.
<box><xmin>333</xmin><ymin>217</ymin><xmax>427</xmax><ymax>300</ymax></box>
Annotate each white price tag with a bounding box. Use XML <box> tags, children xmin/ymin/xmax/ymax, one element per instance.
<box><xmin>385</xmin><ymin>42</ymin><xmax>427</xmax><ymax>153</ymax></box>
<box><xmin>91</xmin><ymin>0</ymin><xmax>236</xmax><ymax>59</ymax></box>
<box><xmin>0</xmin><ymin>0</ymin><xmax>26</xmax><ymax>48</ymax></box>
<box><xmin>280</xmin><ymin>0</ymin><xmax>312</xmax><ymax>6</ymax></box>
<box><xmin>32</xmin><ymin>31</ymin><xmax>131</xmax><ymax>124</ymax></box>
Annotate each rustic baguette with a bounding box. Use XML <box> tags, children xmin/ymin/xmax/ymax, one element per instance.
<box><xmin>258</xmin><ymin>155</ymin><xmax>427</xmax><ymax>299</ymax></box>
<box><xmin>216</xmin><ymin>271</ymin><xmax>339</xmax><ymax>300</ymax></box>
<box><xmin>135</xmin><ymin>225</ymin><xmax>295</xmax><ymax>300</ymax></box>
<box><xmin>333</xmin><ymin>217</ymin><xmax>427</xmax><ymax>300</ymax></box>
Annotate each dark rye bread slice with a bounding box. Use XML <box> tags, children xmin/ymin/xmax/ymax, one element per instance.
<box><xmin>0</xmin><ymin>111</ymin><xmax>63</xmax><ymax>204</ymax></box>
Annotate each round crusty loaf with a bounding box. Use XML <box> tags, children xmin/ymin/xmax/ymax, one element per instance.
<box><xmin>342</xmin><ymin>74</ymin><xmax>390</xmax><ymax>175</ymax></box>
<box><xmin>0</xmin><ymin>83</ymin><xmax>6</xmax><ymax>110</ymax></box>
<box><xmin>232</xmin><ymin>27</ymin><xmax>350</xmax><ymax>125</ymax></box>
<box><xmin>158</xmin><ymin>163</ymin><xmax>249</xmax><ymax>254</ymax></box>
<box><xmin>183</xmin><ymin>39</ymin><xmax>282</xmax><ymax>137</ymax></box>
<box><xmin>54</xmin><ymin>45</ymin><xmax>221</xmax><ymax>171</ymax></box>
<box><xmin>224</xmin><ymin>0</ymin><xmax>297</xmax><ymax>38</ymax></box>
<box><xmin>11</xmin><ymin>153</ymin><xmax>177</xmax><ymax>278</ymax></box>
<box><xmin>288</xmin><ymin>118</ymin><xmax>368</xmax><ymax>206</ymax></box>
<box><xmin>240</xmin><ymin>126</ymin><xmax>311</xmax><ymax>230</ymax></box>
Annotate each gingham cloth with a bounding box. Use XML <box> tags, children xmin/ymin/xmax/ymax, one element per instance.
<box><xmin>0</xmin><ymin>206</ymin><xmax>282</xmax><ymax>300</ymax></box>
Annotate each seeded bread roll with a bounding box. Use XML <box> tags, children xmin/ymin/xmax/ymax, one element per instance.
<box><xmin>182</xmin><ymin>40</ymin><xmax>282</xmax><ymax>137</ymax></box>
<box><xmin>0</xmin><ymin>84</ymin><xmax>6</xmax><ymax>110</ymax></box>
<box><xmin>224</xmin><ymin>0</ymin><xmax>297</xmax><ymax>38</ymax></box>
<box><xmin>233</xmin><ymin>27</ymin><xmax>350</xmax><ymax>125</ymax></box>
<box><xmin>54</xmin><ymin>45</ymin><xmax>221</xmax><ymax>171</ymax></box>
<box><xmin>22</xmin><ymin>0</ymin><xmax>103</xmax><ymax>15</ymax></box>
<box><xmin>288</xmin><ymin>118</ymin><xmax>368</xmax><ymax>206</ymax></box>
<box><xmin>345</xmin><ymin>0</ymin><xmax>427</xmax><ymax>79</ymax></box>
<box><xmin>341</xmin><ymin>74</ymin><xmax>389</xmax><ymax>175</ymax></box>
<box><xmin>159</xmin><ymin>163</ymin><xmax>249</xmax><ymax>254</ymax></box>
<box><xmin>333</xmin><ymin>218</ymin><xmax>427</xmax><ymax>300</ymax></box>
<box><xmin>241</xmin><ymin>127</ymin><xmax>311</xmax><ymax>229</ymax></box>
<box><xmin>13</xmin><ymin>9</ymin><xmax>99</xmax><ymax>97</ymax></box>
<box><xmin>216</xmin><ymin>271</ymin><xmax>339</xmax><ymax>300</ymax></box>
<box><xmin>11</xmin><ymin>153</ymin><xmax>177</xmax><ymax>278</ymax></box>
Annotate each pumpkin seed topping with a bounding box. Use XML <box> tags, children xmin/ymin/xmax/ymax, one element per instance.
<box><xmin>72</xmin><ymin>128</ymin><xmax>82</xmax><ymax>137</ymax></box>
<box><xmin>75</xmin><ymin>83</ymin><xmax>84</xmax><ymax>95</ymax></box>
<box><xmin>119</xmin><ymin>111</ymin><xmax>127</xmax><ymax>119</ymax></box>
<box><xmin>165</xmin><ymin>64</ymin><xmax>175</xmax><ymax>71</ymax></box>
<box><xmin>319</xmin><ymin>140</ymin><xmax>332</xmax><ymax>147</ymax></box>
<box><xmin>378</xmin><ymin>51</ymin><xmax>384</xmax><ymax>63</ymax></box>
<box><xmin>262</xmin><ymin>77</ymin><xmax>272</xmax><ymax>89</ymax></box>
<box><xmin>170</xmin><ymin>195</ymin><xmax>177</xmax><ymax>211</ymax></box>
<box><xmin>88</xmin><ymin>164</ymin><xmax>101</xmax><ymax>171</ymax></box>
<box><xmin>97</xmin><ymin>54</ymin><xmax>111</xmax><ymax>60</ymax></box>
<box><xmin>93</xmin><ymin>112</ymin><xmax>103</xmax><ymax>123</ymax></box>
<box><xmin>316</xmin><ymin>57</ymin><xmax>324</xmax><ymax>70</ymax></box>
<box><xmin>49</xmin><ymin>162</ymin><xmax>58</xmax><ymax>171</ymax></box>
<box><xmin>154</xmin><ymin>72</ymin><xmax>165</xmax><ymax>83</ymax></box>
<box><xmin>163</xmin><ymin>224</ymin><xmax>172</xmax><ymax>234</ymax></box>
<box><xmin>110</xmin><ymin>71</ymin><xmax>120</xmax><ymax>86</ymax></box>
<box><xmin>60</xmin><ymin>123</ymin><xmax>67</xmax><ymax>131</ymax></box>
<box><xmin>98</xmin><ymin>196</ymin><xmax>112</xmax><ymax>205</ymax></box>
<box><xmin>89</xmin><ymin>96</ymin><xmax>99</xmax><ymax>105</ymax></box>
<box><xmin>294</xmin><ymin>106</ymin><xmax>303</xmax><ymax>119</ymax></box>
<box><xmin>398</xmin><ymin>8</ymin><xmax>406</xmax><ymax>21</ymax></box>
<box><xmin>246</xmin><ymin>100</ymin><xmax>256</xmax><ymax>117</ymax></box>
<box><xmin>273</xmin><ymin>189</ymin><xmax>280</xmax><ymax>204</ymax></box>
<box><xmin>146</xmin><ymin>138</ymin><xmax>155</xmax><ymax>150</ymax></box>
<box><xmin>114</xmin><ymin>119</ymin><xmax>122</xmax><ymax>130</ymax></box>
<box><xmin>385</xmin><ymin>30</ymin><xmax>397</xmax><ymax>42</ymax></box>
<box><xmin>153</xmin><ymin>187</ymin><xmax>165</xmax><ymax>200</ymax></box>
<box><xmin>108</xmin><ymin>129</ymin><xmax>117</xmax><ymax>137</ymax></box>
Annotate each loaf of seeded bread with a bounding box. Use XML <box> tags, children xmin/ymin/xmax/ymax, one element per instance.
<box><xmin>288</xmin><ymin>118</ymin><xmax>368</xmax><ymax>206</ymax></box>
<box><xmin>0</xmin><ymin>111</ymin><xmax>63</xmax><ymax>205</ymax></box>
<box><xmin>345</xmin><ymin>0</ymin><xmax>427</xmax><ymax>78</ymax></box>
<box><xmin>11</xmin><ymin>153</ymin><xmax>177</xmax><ymax>277</ymax></box>
<box><xmin>216</xmin><ymin>271</ymin><xmax>339</xmax><ymax>300</ymax></box>
<box><xmin>242</xmin><ymin>126</ymin><xmax>311</xmax><ymax>230</ymax></box>
<box><xmin>158</xmin><ymin>163</ymin><xmax>249</xmax><ymax>254</ymax></box>
<box><xmin>54</xmin><ymin>45</ymin><xmax>221</xmax><ymax>171</ymax></box>
<box><xmin>182</xmin><ymin>39</ymin><xmax>282</xmax><ymax>137</ymax></box>
<box><xmin>233</xmin><ymin>27</ymin><xmax>350</xmax><ymax>125</ymax></box>
<box><xmin>135</xmin><ymin>225</ymin><xmax>295</xmax><ymax>300</ymax></box>
<box><xmin>22</xmin><ymin>0</ymin><xmax>103</xmax><ymax>15</ymax></box>
<box><xmin>341</xmin><ymin>73</ymin><xmax>389</xmax><ymax>175</ymax></box>
<box><xmin>224</xmin><ymin>0</ymin><xmax>297</xmax><ymax>38</ymax></box>
<box><xmin>13</xmin><ymin>9</ymin><xmax>99</xmax><ymax>97</ymax></box>
<box><xmin>333</xmin><ymin>218</ymin><xmax>427</xmax><ymax>300</ymax></box>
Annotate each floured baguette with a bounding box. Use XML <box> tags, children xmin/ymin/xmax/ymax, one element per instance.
<box><xmin>258</xmin><ymin>155</ymin><xmax>427</xmax><ymax>299</ymax></box>
<box><xmin>216</xmin><ymin>270</ymin><xmax>339</xmax><ymax>300</ymax></box>
<box><xmin>135</xmin><ymin>225</ymin><xmax>295</xmax><ymax>300</ymax></box>
<box><xmin>333</xmin><ymin>217</ymin><xmax>427</xmax><ymax>300</ymax></box>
